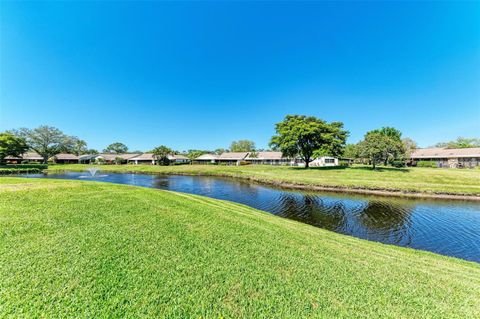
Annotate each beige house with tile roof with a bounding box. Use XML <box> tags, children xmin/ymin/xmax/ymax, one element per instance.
<box><xmin>5</xmin><ymin>152</ymin><xmax>44</xmax><ymax>164</ymax></box>
<box><xmin>410</xmin><ymin>147</ymin><xmax>480</xmax><ymax>168</ymax></box>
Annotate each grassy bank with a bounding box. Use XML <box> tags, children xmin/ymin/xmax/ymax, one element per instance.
<box><xmin>47</xmin><ymin>164</ymin><xmax>480</xmax><ymax>197</ymax></box>
<box><xmin>1</xmin><ymin>178</ymin><xmax>479</xmax><ymax>317</ymax></box>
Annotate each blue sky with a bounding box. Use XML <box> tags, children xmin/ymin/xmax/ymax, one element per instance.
<box><xmin>1</xmin><ymin>1</ymin><xmax>479</xmax><ymax>151</ymax></box>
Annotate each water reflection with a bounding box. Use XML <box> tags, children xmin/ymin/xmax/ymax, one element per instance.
<box><xmin>20</xmin><ymin>172</ymin><xmax>480</xmax><ymax>262</ymax></box>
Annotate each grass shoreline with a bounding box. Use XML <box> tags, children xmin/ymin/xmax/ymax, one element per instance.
<box><xmin>46</xmin><ymin>164</ymin><xmax>480</xmax><ymax>201</ymax></box>
<box><xmin>1</xmin><ymin>177</ymin><xmax>479</xmax><ymax>317</ymax></box>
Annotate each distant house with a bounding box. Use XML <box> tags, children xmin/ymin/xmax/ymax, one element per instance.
<box><xmin>78</xmin><ymin>154</ymin><xmax>98</xmax><ymax>164</ymax></box>
<box><xmin>95</xmin><ymin>153</ymin><xmax>140</xmax><ymax>164</ymax></box>
<box><xmin>216</xmin><ymin>152</ymin><xmax>249</xmax><ymax>165</ymax></box>
<box><xmin>309</xmin><ymin>156</ymin><xmax>339</xmax><ymax>167</ymax></box>
<box><xmin>128</xmin><ymin>153</ymin><xmax>156</xmax><ymax>165</ymax></box>
<box><xmin>5</xmin><ymin>152</ymin><xmax>43</xmax><ymax>164</ymax></box>
<box><xmin>127</xmin><ymin>153</ymin><xmax>190</xmax><ymax>165</ymax></box>
<box><xmin>168</xmin><ymin>154</ymin><xmax>189</xmax><ymax>164</ymax></box>
<box><xmin>193</xmin><ymin>153</ymin><xmax>219</xmax><ymax>164</ymax></box>
<box><xmin>410</xmin><ymin>147</ymin><xmax>480</xmax><ymax>168</ymax></box>
<box><xmin>51</xmin><ymin>153</ymin><xmax>79</xmax><ymax>164</ymax></box>
<box><xmin>245</xmin><ymin>151</ymin><xmax>293</xmax><ymax>165</ymax></box>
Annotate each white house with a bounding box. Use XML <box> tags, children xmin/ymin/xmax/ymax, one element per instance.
<box><xmin>245</xmin><ymin>151</ymin><xmax>293</xmax><ymax>165</ymax></box>
<box><xmin>193</xmin><ymin>153</ymin><xmax>219</xmax><ymax>164</ymax></box>
<box><xmin>297</xmin><ymin>156</ymin><xmax>339</xmax><ymax>167</ymax></box>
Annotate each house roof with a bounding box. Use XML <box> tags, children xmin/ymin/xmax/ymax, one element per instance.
<box><xmin>218</xmin><ymin>152</ymin><xmax>249</xmax><ymax>160</ymax></box>
<box><xmin>246</xmin><ymin>151</ymin><xmax>286</xmax><ymax>160</ymax></box>
<box><xmin>195</xmin><ymin>153</ymin><xmax>219</xmax><ymax>160</ymax></box>
<box><xmin>168</xmin><ymin>154</ymin><xmax>189</xmax><ymax>160</ymax></box>
<box><xmin>53</xmin><ymin>153</ymin><xmax>79</xmax><ymax>160</ymax></box>
<box><xmin>78</xmin><ymin>154</ymin><xmax>98</xmax><ymax>160</ymax></box>
<box><xmin>411</xmin><ymin>147</ymin><xmax>480</xmax><ymax>159</ymax></box>
<box><xmin>5</xmin><ymin>152</ymin><xmax>43</xmax><ymax>160</ymax></box>
<box><xmin>129</xmin><ymin>153</ymin><xmax>154</xmax><ymax>161</ymax></box>
<box><xmin>97</xmin><ymin>153</ymin><xmax>140</xmax><ymax>161</ymax></box>
<box><xmin>127</xmin><ymin>153</ymin><xmax>189</xmax><ymax>161</ymax></box>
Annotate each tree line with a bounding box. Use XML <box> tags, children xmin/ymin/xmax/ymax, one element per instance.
<box><xmin>1</xmin><ymin>117</ymin><xmax>478</xmax><ymax>167</ymax></box>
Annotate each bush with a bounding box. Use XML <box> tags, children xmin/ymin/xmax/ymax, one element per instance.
<box><xmin>338</xmin><ymin>160</ymin><xmax>350</xmax><ymax>167</ymax></box>
<box><xmin>0</xmin><ymin>164</ymin><xmax>48</xmax><ymax>169</ymax></box>
<box><xmin>391</xmin><ymin>160</ymin><xmax>405</xmax><ymax>168</ymax></box>
<box><xmin>417</xmin><ymin>161</ymin><xmax>437</xmax><ymax>168</ymax></box>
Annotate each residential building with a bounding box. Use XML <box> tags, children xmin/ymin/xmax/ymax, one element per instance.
<box><xmin>245</xmin><ymin>151</ymin><xmax>293</xmax><ymax>165</ymax></box>
<box><xmin>78</xmin><ymin>154</ymin><xmax>98</xmax><ymax>164</ymax></box>
<box><xmin>95</xmin><ymin>153</ymin><xmax>140</xmax><ymax>164</ymax></box>
<box><xmin>216</xmin><ymin>152</ymin><xmax>249</xmax><ymax>165</ymax></box>
<box><xmin>127</xmin><ymin>153</ymin><xmax>190</xmax><ymax>165</ymax></box>
<box><xmin>5</xmin><ymin>152</ymin><xmax>44</xmax><ymax>164</ymax></box>
<box><xmin>192</xmin><ymin>153</ymin><xmax>219</xmax><ymax>164</ymax></box>
<box><xmin>410</xmin><ymin>147</ymin><xmax>480</xmax><ymax>168</ymax></box>
<box><xmin>51</xmin><ymin>153</ymin><xmax>79</xmax><ymax>164</ymax></box>
<box><xmin>309</xmin><ymin>156</ymin><xmax>339</xmax><ymax>167</ymax></box>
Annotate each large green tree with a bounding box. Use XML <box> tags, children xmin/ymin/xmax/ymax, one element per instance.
<box><xmin>230</xmin><ymin>140</ymin><xmax>256</xmax><ymax>152</ymax></box>
<box><xmin>0</xmin><ymin>133</ymin><xmax>29</xmax><ymax>164</ymax></box>
<box><xmin>11</xmin><ymin>126</ymin><xmax>74</xmax><ymax>164</ymax></box>
<box><xmin>357</xmin><ymin>132</ymin><xmax>404</xmax><ymax>169</ymax></box>
<box><xmin>103</xmin><ymin>142</ymin><xmax>128</xmax><ymax>154</ymax></box>
<box><xmin>270</xmin><ymin>115</ymin><xmax>348</xmax><ymax>168</ymax></box>
<box><xmin>66</xmin><ymin>137</ymin><xmax>88</xmax><ymax>156</ymax></box>
<box><xmin>152</xmin><ymin>145</ymin><xmax>172</xmax><ymax>166</ymax></box>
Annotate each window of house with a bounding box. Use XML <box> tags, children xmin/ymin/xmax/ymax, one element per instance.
<box><xmin>325</xmin><ymin>158</ymin><xmax>335</xmax><ymax>164</ymax></box>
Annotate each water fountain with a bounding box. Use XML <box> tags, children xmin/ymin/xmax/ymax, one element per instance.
<box><xmin>79</xmin><ymin>167</ymin><xmax>107</xmax><ymax>178</ymax></box>
<box><xmin>87</xmin><ymin>167</ymin><xmax>99</xmax><ymax>177</ymax></box>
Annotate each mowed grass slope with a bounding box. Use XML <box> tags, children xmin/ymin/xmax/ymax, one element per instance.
<box><xmin>48</xmin><ymin>164</ymin><xmax>480</xmax><ymax>195</ymax></box>
<box><xmin>1</xmin><ymin>178</ymin><xmax>479</xmax><ymax>317</ymax></box>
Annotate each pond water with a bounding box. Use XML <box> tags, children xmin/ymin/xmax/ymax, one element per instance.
<box><xmin>22</xmin><ymin>172</ymin><xmax>480</xmax><ymax>262</ymax></box>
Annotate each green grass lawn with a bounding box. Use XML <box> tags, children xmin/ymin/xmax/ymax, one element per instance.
<box><xmin>1</xmin><ymin>177</ymin><xmax>479</xmax><ymax>318</ymax></box>
<box><xmin>47</xmin><ymin>164</ymin><xmax>480</xmax><ymax>196</ymax></box>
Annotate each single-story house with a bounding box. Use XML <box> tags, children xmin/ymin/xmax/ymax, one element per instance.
<box><xmin>216</xmin><ymin>152</ymin><xmax>249</xmax><ymax>165</ymax></box>
<box><xmin>94</xmin><ymin>153</ymin><xmax>140</xmax><ymax>164</ymax></box>
<box><xmin>128</xmin><ymin>153</ymin><xmax>156</xmax><ymax>165</ymax></box>
<box><xmin>309</xmin><ymin>156</ymin><xmax>339</xmax><ymax>167</ymax></box>
<box><xmin>78</xmin><ymin>154</ymin><xmax>98</xmax><ymax>164</ymax></box>
<box><xmin>245</xmin><ymin>151</ymin><xmax>293</xmax><ymax>165</ymax></box>
<box><xmin>5</xmin><ymin>152</ymin><xmax>44</xmax><ymax>164</ymax></box>
<box><xmin>410</xmin><ymin>147</ymin><xmax>480</xmax><ymax>168</ymax></box>
<box><xmin>127</xmin><ymin>153</ymin><xmax>190</xmax><ymax>165</ymax></box>
<box><xmin>168</xmin><ymin>154</ymin><xmax>189</xmax><ymax>164</ymax></box>
<box><xmin>192</xmin><ymin>153</ymin><xmax>219</xmax><ymax>164</ymax></box>
<box><xmin>51</xmin><ymin>153</ymin><xmax>79</xmax><ymax>164</ymax></box>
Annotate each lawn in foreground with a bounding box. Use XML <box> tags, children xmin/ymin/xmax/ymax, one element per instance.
<box><xmin>1</xmin><ymin>178</ymin><xmax>479</xmax><ymax>318</ymax></box>
<box><xmin>48</xmin><ymin>164</ymin><xmax>480</xmax><ymax>195</ymax></box>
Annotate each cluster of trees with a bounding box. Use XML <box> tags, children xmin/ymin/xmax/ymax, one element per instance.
<box><xmin>434</xmin><ymin>137</ymin><xmax>480</xmax><ymax>149</ymax></box>
<box><xmin>0</xmin><ymin>126</ymin><xmax>94</xmax><ymax>164</ymax></box>
<box><xmin>342</xmin><ymin>127</ymin><xmax>417</xmax><ymax>169</ymax></box>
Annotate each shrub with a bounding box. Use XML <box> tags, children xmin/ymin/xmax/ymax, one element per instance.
<box><xmin>338</xmin><ymin>160</ymin><xmax>351</xmax><ymax>167</ymax></box>
<box><xmin>417</xmin><ymin>161</ymin><xmax>437</xmax><ymax>168</ymax></box>
<box><xmin>0</xmin><ymin>164</ymin><xmax>48</xmax><ymax>169</ymax></box>
<box><xmin>391</xmin><ymin>160</ymin><xmax>405</xmax><ymax>168</ymax></box>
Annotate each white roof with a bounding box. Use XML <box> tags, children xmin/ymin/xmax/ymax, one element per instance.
<box><xmin>195</xmin><ymin>153</ymin><xmax>219</xmax><ymax>160</ymax></box>
<box><xmin>218</xmin><ymin>152</ymin><xmax>249</xmax><ymax>160</ymax></box>
<box><xmin>246</xmin><ymin>151</ymin><xmax>286</xmax><ymax>160</ymax></box>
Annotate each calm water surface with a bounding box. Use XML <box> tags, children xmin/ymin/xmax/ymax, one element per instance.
<box><xmin>22</xmin><ymin>172</ymin><xmax>480</xmax><ymax>262</ymax></box>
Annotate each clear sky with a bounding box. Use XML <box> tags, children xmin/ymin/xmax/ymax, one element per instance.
<box><xmin>1</xmin><ymin>1</ymin><xmax>479</xmax><ymax>151</ymax></box>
